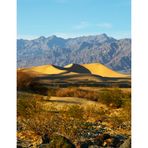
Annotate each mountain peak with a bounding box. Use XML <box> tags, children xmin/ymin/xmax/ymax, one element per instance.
<box><xmin>97</xmin><ymin>33</ymin><xmax>110</xmax><ymax>40</ymax></box>
<box><xmin>100</xmin><ymin>33</ymin><xmax>108</xmax><ymax>37</ymax></box>
<box><xmin>48</xmin><ymin>35</ymin><xmax>58</xmax><ymax>40</ymax></box>
<box><xmin>38</xmin><ymin>36</ymin><xmax>46</xmax><ymax>40</ymax></box>
<box><xmin>17</xmin><ymin>34</ymin><xmax>131</xmax><ymax>73</ymax></box>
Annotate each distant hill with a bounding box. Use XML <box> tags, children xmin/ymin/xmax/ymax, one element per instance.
<box><xmin>17</xmin><ymin>34</ymin><xmax>131</xmax><ymax>73</ymax></box>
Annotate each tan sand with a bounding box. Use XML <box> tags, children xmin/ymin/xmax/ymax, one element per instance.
<box><xmin>82</xmin><ymin>63</ymin><xmax>128</xmax><ymax>77</ymax></box>
<box><xmin>22</xmin><ymin>64</ymin><xmax>67</xmax><ymax>75</ymax></box>
<box><xmin>18</xmin><ymin>63</ymin><xmax>129</xmax><ymax>78</ymax></box>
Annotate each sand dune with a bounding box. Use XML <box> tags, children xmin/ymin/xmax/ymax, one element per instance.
<box><xmin>65</xmin><ymin>64</ymin><xmax>91</xmax><ymax>74</ymax></box>
<box><xmin>65</xmin><ymin>63</ymin><xmax>128</xmax><ymax>78</ymax></box>
<box><xmin>17</xmin><ymin>63</ymin><xmax>131</xmax><ymax>90</ymax></box>
<box><xmin>18</xmin><ymin>63</ymin><xmax>128</xmax><ymax>78</ymax></box>
<box><xmin>21</xmin><ymin>64</ymin><xmax>67</xmax><ymax>75</ymax></box>
<box><xmin>82</xmin><ymin>63</ymin><xmax>128</xmax><ymax>78</ymax></box>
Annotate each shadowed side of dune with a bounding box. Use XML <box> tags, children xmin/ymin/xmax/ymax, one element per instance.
<box><xmin>65</xmin><ymin>64</ymin><xmax>91</xmax><ymax>74</ymax></box>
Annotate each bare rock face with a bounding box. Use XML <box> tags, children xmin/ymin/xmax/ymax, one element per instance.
<box><xmin>17</xmin><ymin>34</ymin><xmax>131</xmax><ymax>73</ymax></box>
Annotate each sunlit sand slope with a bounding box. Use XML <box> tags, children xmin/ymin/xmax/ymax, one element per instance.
<box><xmin>21</xmin><ymin>65</ymin><xmax>67</xmax><ymax>75</ymax></box>
<box><xmin>82</xmin><ymin>63</ymin><xmax>128</xmax><ymax>78</ymax></box>
<box><xmin>18</xmin><ymin>63</ymin><xmax>129</xmax><ymax>78</ymax></box>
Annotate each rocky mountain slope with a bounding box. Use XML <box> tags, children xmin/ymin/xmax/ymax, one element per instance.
<box><xmin>17</xmin><ymin>34</ymin><xmax>131</xmax><ymax>73</ymax></box>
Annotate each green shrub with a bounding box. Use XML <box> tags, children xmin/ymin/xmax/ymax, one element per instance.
<box><xmin>98</xmin><ymin>88</ymin><xmax>130</xmax><ymax>108</ymax></box>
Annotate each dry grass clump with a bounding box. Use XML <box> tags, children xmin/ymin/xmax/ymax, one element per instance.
<box><xmin>55</xmin><ymin>87</ymin><xmax>131</xmax><ymax>108</ymax></box>
<box><xmin>55</xmin><ymin>87</ymin><xmax>78</xmax><ymax>97</ymax></box>
<box><xmin>56</xmin><ymin>87</ymin><xmax>99</xmax><ymax>101</ymax></box>
<box><xmin>66</xmin><ymin>105</ymin><xmax>84</xmax><ymax>119</ymax></box>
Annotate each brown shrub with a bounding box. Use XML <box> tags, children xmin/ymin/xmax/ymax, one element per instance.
<box><xmin>56</xmin><ymin>87</ymin><xmax>77</xmax><ymax>97</ymax></box>
<box><xmin>17</xmin><ymin>71</ymin><xmax>32</xmax><ymax>90</ymax></box>
<box><xmin>55</xmin><ymin>87</ymin><xmax>131</xmax><ymax>109</ymax></box>
<box><xmin>98</xmin><ymin>88</ymin><xmax>131</xmax><ymax>108</ymax></box>
<box><xmin>56</xmin><ymin>87</ymin><xmax>99</xmax><ymax>101</ymax></box>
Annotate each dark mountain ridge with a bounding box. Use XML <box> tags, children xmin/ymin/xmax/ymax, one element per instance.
<box><xmin>17</xmin><ymin>34</ymin><xmax>131</xmax><ymax>73</ymax></box>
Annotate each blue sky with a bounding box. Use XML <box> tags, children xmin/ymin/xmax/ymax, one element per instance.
<box><xmin>17</xmin><ymin>0</ymin><xmax>131</xmax><ymax>39</ymax></box>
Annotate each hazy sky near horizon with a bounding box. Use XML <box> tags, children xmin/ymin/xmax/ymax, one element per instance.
<box><xmin>17</xmin><ymin>0</ymin><xmax>131</xmax><ymax>39</ymax></box>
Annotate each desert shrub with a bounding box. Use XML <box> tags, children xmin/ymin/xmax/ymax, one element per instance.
<box><xmin>47</xmin><ymin>88</ymin><xmax>58</xmax><ymax>97</ymax></box>
<box><xmin>66</xmin><ymin>105</ymin><xmax>84</xmax><ymax>119</ymax></box>
<box><xmin>17</xmin><ymin>97</ymin><xmax>42</xmax><ymax>117</ymax></box>
<box><xmin>56</xmin><ymin>87</ymin><xmax>99</xmax><ymax>101</ymax></box>
<box><xmin>84</xmin><ymin>91</ymin><xmax>99</xmax><ymax>101</ymax></box>
<box><xmin>98</xmin><ymin>88</ymin><xmax>131</xmax><ymax>108</ymax></box>
<box><xmin>83</xmin><ymin>105</ymin><xmax>109</xmax><ymax>122</ymax></box>
<box><xmin>56</xmin><ymin>88</ymin><xmax>77</xmax><ymax>97</ymax></box>
<box><xmin>17</xmin><ymin>71</ymin><xmax>32</xmax><ymax>90</ymax></box>
<box><xmin>55</xmin><ymin>87</ymin><xmax>131</xmax><ymax>108</ymax></box>
<box><xmin>84</xmin><ymin>105</ymin><xmax>97</xmax><ymax>117</ymax></box>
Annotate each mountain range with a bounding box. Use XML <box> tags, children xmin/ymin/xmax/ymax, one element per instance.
<box><xmin>17</xmin><ymin>34</ymin><xmax>131</xmax><ymax>73</ymax></box>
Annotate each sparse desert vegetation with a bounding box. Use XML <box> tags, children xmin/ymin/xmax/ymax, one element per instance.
<box><xmin>17</xmin><ymin>87</ymin><xmax>131</xmax><ymax>147</ymax></box>
<box><xmin>17</xmin><ymin>64</ymin><xmax>131</xmax><ymax>147</ymax></box>
<box><xmin>55</xmin><ymin>87</ymin><xmax>131</xmax><ymax>108</ymax></box>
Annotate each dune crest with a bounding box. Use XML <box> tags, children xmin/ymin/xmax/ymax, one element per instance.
<box><xmin>21</xmin><ymin>64</ymin><xmax>67</xmax><ymax>75</ymax></box>
<box><xmin>18</xmin><ymin>63</ymin><xmax>128</xmax><ymax>78</ymax></box>
<box><xmin>82</xmin><ymin>63</ymin><xmax>128</xmax><ymax>77</ymax></box>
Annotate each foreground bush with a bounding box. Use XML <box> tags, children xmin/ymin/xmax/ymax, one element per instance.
<box><xmin>55</xmin><ymin>87</ymin><xmax>131</xmax><ymax>108</ymax></box>
<box><xmin>56</xmin><ymin>87</ymin><xmax>99</xmax><ymax>101</ymax></box>
<box><xmin>99</xmin><ymin>88</ymin><xmax>131</xmax><ymax>108</ymax></box>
